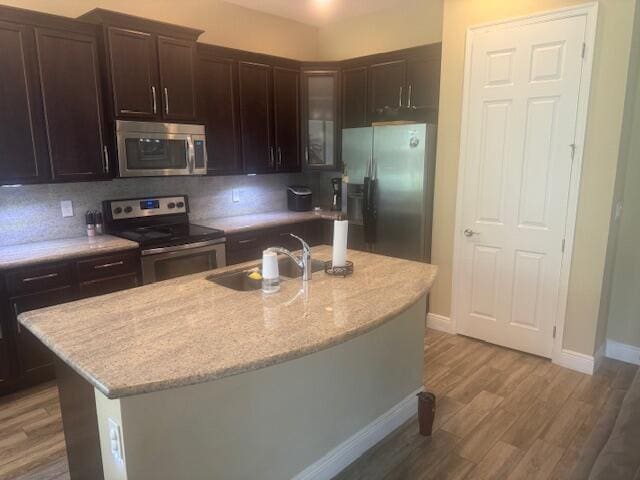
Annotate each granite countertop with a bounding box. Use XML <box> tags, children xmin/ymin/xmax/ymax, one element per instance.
<box><xmin>19</xmin><ymin>245</ymin><xmax>437</xmax><ymax>399</ymax></box>
<box><xmin>198</xmin><ymin>210</ymin><xmax>342</xmax><ymax>234</ymax></box>
<box><xmin>0</xmin><ymin>235</ymin><xmax>139</xmax><ymax>271</ymax></box>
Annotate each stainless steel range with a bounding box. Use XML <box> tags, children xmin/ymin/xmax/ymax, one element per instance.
<box><xmin>103</xmin><ymin>195</ymin><xmax>226</xmax><ymax>284</ymax></box>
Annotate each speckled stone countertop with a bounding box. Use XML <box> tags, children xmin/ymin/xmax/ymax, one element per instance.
<box><xmin>0</xmin><ymin>235</ymin><xmax>139</xmax><ymax>271</ymax></box>
<box><xmin>19</xmin><ymin>245</ymin><xmax>437</xmax><ymax>399</ymax></box>
<box><xmin>198</xmin><ymin>210</ymin><xmax>342</xmax><ymax>234</ymax></box>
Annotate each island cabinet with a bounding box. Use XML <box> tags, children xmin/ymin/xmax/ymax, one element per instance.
<box><xmin>0</xmin><ymin>6</ymin><xmax>112</xmax><ymax>184</ymax></box>
<box><xmin>78</xmin><ymin>8</ymin><xmax>203</xmax><ymax>122</ymax></box>
<box><xmin>0</xmin><ymin>249</ymin><xmax>140</xmax><ymax>395</ymax></box>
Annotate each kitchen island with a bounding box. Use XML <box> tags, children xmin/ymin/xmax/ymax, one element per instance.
<box><xmin>19</xmin><ymin>246</ymin><xmax>437</xmax><ymax>480</ymax></box>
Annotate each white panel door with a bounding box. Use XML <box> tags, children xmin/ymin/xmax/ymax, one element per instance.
<box><xmin>455</xmin><ymin>15</ymin><xmax>587</xmax><ymax>357</ymax></box>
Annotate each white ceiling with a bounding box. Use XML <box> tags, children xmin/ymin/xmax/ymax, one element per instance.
<box><xmin>223</xmin><ymin>0</ymin><xmax>397</xmax><ymax>27</ymax></box>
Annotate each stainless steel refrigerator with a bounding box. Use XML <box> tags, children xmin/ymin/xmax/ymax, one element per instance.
<box><xmin>341</xmin><ymin>123</ymin><xmax>437</xmax><ymax>262</ymax></box>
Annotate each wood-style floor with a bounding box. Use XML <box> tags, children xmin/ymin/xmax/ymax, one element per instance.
<box><xmin>0</xmin><ymin>329</ymin><xmax>637</xmax><ymax>480</ymax></box>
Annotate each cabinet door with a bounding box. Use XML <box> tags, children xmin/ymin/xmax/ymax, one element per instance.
<box><xmin>341</xmin><ymin>67</ymin><xmax>368</xmax><ymax>128</ymax></box>
<box><xmin>0</xmin><ymin>319</ymin><xmax>14</xmax><ymax>392</ymax></box>
<box><xmin>302</xmin><ymin>70</ymin><xmax>339</xmax><ymax>169</ymax></box>
<box><xmin>198</xmin><ymin>56</ymin><xmax>242</xmax><ymax>174</ymax></box>
<box><xmin>238</xmin><ymin>61</ymin><xmax>273</xmax><ymax>173</ymax></box>
<box><xmin>11</xmin><ymin>286</ymin><xmax>74</xmax><ymax>386</ymax></box>
<box><xmin>0</xmin><ymin>21</ymin><xmax>49</xmax><ymax>184</ymax></box>
<box><xmin>36</xmin><ymin>28</ymin><xmax>110</xmax><ymax>181</ymax></box>
<box><xmin>158</xmin><ymin>36</ymin><xmax>197</xmax><ymax>121</ymax></box>
<box><xmin>108</xmin><ymin>27</ymin><xmax>160</xmax><ymax>119</ymax></box>
<box><xmin>273</xmin><ymin>67</ymin><xmax>300</xmax><ymax>172</ymax></box>
<box><xmin>406</xmin><ymin>55</ymin><xmax>441</xmax><ymax>118</ymax></box>
<box><xmin>368</xmin><ymin>60</ymin><xmax>406</xmax><ymax>115</ymax></box>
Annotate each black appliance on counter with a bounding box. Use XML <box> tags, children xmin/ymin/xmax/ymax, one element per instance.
<box><xmin>287</xmin><ymin>186</ymin><xmax>313</xmax><ymax>212</ymax></box>
<box><xmin>103</xmin><ymin>195</ymin><xmax>226</xmax><ymax>284</ymax></box>
<box><xmin>331</xmin><ymin>177</ymin><xmax>342</xmax><ymax>211</ymax></box>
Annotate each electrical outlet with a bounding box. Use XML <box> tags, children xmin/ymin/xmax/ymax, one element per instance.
<box><xmin>60</xmin><ymin>200</ymin><xmax>74</xmax><ymax>217</ymax></box>
<box><xmin>108</xmin><ymin>418</ymin><xmax>124</xmax><ymax>463</ymax></box>
<box><xmin>232</xmin><ymin>188</ymin><xmax>240</xmax><ymax>203</ymax></box>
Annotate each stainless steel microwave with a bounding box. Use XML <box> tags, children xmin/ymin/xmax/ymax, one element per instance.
<box><xmin>116</xmin><ymin>120</ymin><xmax>207</xmax><ymax>177</ymax></box>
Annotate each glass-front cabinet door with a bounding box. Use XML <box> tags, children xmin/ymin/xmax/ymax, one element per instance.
<box><xmin>302</xmin><ymin>70</ymin><xmax>339</xmax><ymax>170</ymax></box>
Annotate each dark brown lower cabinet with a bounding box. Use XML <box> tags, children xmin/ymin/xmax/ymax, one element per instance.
<box><xmin>0</xmin><ymin>250</ymin><xmax>140</xmax><ymax>395</ymax></box>
<box><xmin>226</xmin><ymin>220</ymin><xmax>329</xmax><ymax>266</ymax></box>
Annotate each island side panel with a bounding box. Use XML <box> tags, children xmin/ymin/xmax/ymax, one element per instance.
<box><xmin>97</xmin><ymin>295</ymin><xmax>426</xmax><ymax>480</ymax></box>
<box><xmin>54</xmin><ymin>358</ymin><xmax>104</xmax><ymax>480</ymax></box>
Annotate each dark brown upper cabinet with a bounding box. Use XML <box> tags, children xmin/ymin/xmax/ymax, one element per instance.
<box><xmin>273</xmin><ymin>67</ymin><xmax>300</xmax><ymax>172</ymax></box>
<box><xmin>107</xmin><ymin>27</ymin><xmax>159</xmax><ymax>118</ymax></box>
<box><xmin>158</xmin><ymin>36</ymin><xmax>197</xmax><ymax>121</ymax></box>
<box><xmin>341</xmin><ymin>66</ymin><xmax>368</xmax><ymax>128</ymax></box>
<box><xmin>368</xmin><ymin>59</ymin><xmax>406</xmax><ymax>117</ymax></box>
<box><xmin>197</xmin><ymin>50</ymin><xmax>242</xmax><ymax>175</ymax></box>
<box><xmin>36</xmin><ymin>27</ymin><xmax>110</xmax><ymax>181</ymax></box>
<box><xmin>238</xmin><ymin>61</ymin><xmax>273</xmax><ymax>173</ymax></box>
<box><xmin>302</xmin><ymin>68</ymin><xmax>340</xmax><ymax>170</ymax></box>
<box><xmin>405</xmin><ymin>50</ymin><xmax>442</xmax><ymax>122</ymax></box>
<box><xmin>0</xmin><ymin>20</ymin><xmax>49</xmax><ymax>184</ymax></box>
<box><xmin>79</xmin><ymin>9</ymin><xmax>203</xmax><ymax>123</ymax></box>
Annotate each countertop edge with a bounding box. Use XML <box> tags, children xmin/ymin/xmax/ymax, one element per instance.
<box><xmin>20</xmin><ymin>281</ymin><xmax>434</xmax><ymax>400</ymax></box>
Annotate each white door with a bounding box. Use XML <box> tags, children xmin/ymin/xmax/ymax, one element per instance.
<box><xmin>455</xmin><ymin>14</ymin><xmax>588</xmax><ymax>357</ymax></box>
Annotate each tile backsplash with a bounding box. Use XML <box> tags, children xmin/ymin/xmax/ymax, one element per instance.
<box><xmin>0</xmin><ymin>173</ymin><xmax>303</xmax><ymax>247</ymax></box>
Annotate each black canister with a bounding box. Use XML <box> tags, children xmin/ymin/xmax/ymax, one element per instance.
<box><xmin>287</xmin><ymin>186</ymin><xmax>313</xmax><ymax>212</ymax></box>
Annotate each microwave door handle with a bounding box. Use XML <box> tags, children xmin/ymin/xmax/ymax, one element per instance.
<box><xmin>187</xmin><ymin>137</ymin><xmax>195</xmax><ymax>173</ymax></box>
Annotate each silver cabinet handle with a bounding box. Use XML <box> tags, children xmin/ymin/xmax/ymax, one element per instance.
<box><xmin>13</xmin><ymin>302</ymin><xmax>21</xmax><ymax>333</ymax></box>
<box><xmin>277</xmin><ymin>147</ymin><xmax>282</xmax><ymax>168</ymax></box>
<box><xmin>304</xmin><ymin>146</ymin><xmax>309</xmax><ymax>163</ymax></box>
<box><xmin>94</xmin><ymin>261</ymin><xmax>124</xmax><ymax>270</ymax></box>
<box><xmin>238</xmin><ymin>238</ymin><xmax>257</xmax><ymax>244</ymax></box>
<box><xmin>164</xmin><ymin>87</ymin><xmax>169</xmax><ymax>115</ymax></box>
<box><xmin>151</xmin><ymin>86</ymin><xmax>158</xmax><ymax>114</ymax></box>
<box><xmin>23</xmin><ymin>272</ymin><xmax>58</xmax><ymax>283</ymax></box>
<box><xmin>463</xmin><ymin>229</ymin><xmax>479</xmax><ymax>237</ymax></box>
<box><xmin>408</xmin><ymin>84</ymin><xmax>412</xmax><ymax>108</ymax></box>
<box><xmin>103</xmin><ymin>146</ymin><xmax>109</xmax><ymax>173</ymax></box>
<box><xmin>269</xmin><ymin>147</ymin><xmax>275</xmax><ymax>168</ymax></box>
<box><xmin>398</xmin><ymin>86</ymin><xmax>403</xmax><ymax>107</ymax></box>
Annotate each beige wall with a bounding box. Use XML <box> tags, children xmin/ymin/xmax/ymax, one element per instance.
<box><xmin>430</xmin><ymin>0</ymin><xmax>637</xmax><ymax>356</ymax></box>
<box><xmin>317</xmin><ymin>0</ymin><xmax>443</xmax><ymax>60</ymax></box>
<box><xmin>2</xmin><ymin>0</ymin><xmax>319</xmax><ymax>59</ymax></box>
<box><xmin>605</xmin><ymin>3</ymin><xmax>640</xmax><ymax>349</ymax></box>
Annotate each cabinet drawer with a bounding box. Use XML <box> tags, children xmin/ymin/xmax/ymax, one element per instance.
<box><xmin>78</xmin><ymin>273</ymin><xmax>139</xmax><ymax>299</ymax></box>
<box><xmin>5</xmin><ymin>263</ymin><xmax>72</xmax><ymax>297</ymax></box>
<box><xmin>226</xmin><ymin>230</ymin><xmax>268</xmax><ymax>252</ymax></box>
<box><xmin>76</xmin><ymin>251</ymin><xmax>139</xmax><ymax>282</ymax></box>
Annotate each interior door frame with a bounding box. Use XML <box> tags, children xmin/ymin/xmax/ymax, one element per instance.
<box><xmin>450</xmin><ymin>3</ymin><xmax>599</xmax><ymax>363</ymax></box>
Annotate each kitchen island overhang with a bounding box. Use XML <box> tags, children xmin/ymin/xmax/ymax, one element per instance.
<box><xmin>19</xmin><ymin>246</ymin><xmax>437</xmax><ymax>480</ymax></box>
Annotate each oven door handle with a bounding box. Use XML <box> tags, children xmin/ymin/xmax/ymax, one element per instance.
<box><xmin>187</xmin><ymin>137</ymin><xmax>195</xmax><ymax>174</ymax></box>
<box><xmin>141</xmin><ymin>239</ymin><xmax>226</xmax><ymax>256</ymax></box>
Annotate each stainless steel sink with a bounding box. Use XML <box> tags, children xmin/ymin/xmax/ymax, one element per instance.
<box><xmin>277</xmin><ymin>258</ymin><xmax>326</xmax><ymax>278</ymax></box>
<box><xmin>207</xmin><ymin>268</ymin><xmax>262</xmax><ymax>292</ymax></box>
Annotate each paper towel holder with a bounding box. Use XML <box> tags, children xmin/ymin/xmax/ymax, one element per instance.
<box><xmin>324</xmin><ymin>260</ymin><xmax>354</xmax><ymax>278</ymax></box>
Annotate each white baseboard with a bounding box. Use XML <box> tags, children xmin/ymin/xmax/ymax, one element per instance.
<box><xmin>606</xmin><ymin>339</ymin><xmax>640</xmax><ymax>366</ymax></box>
<box><xmin>553</xmin><ymin>348</ymin><xmax>594</xmax><ymax>375</ymax></box>
<box><xmin>292</xmin><ymin>387</ymin><xmax>423</xmax><ymax>480</ymax></box>
<box><xmin>426</xmin><ymin>313</ymin><xmax>455</xmax><ymax>334</ymax></box>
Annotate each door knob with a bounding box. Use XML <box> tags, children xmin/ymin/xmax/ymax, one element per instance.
<box><xmin>463</xmin><ymin>228</ymin><xmax>479</xmax><ymax>237</ymax></box>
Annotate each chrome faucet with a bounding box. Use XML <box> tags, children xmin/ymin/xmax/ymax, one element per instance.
<box><xmin>266</xmin><ymin>234</ymin><xmax>312</xmax><ymax>281</ymax></box>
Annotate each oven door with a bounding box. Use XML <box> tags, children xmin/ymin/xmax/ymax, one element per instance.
<box><xmin>141</xmin><ymin>240</ymin><xmax>226</xmax><ymax>284</ymax></box>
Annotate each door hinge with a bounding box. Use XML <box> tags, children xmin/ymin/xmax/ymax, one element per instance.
<box><xmin>570</xmin><ymin>143</ymin><xmax>576</xmax><ymax>161</ymax></box>
<box><xmin>581</xmin><ymin>43</ymin><xmax>586</xmax><ymax>58</ymax></box>
<box><xmin>553</xmin><ymin>326</ymin><xmax>557</xmax><ymax>338</ymax></box>
<box><xmin>561</xmin><ymin>238</ymin><xmax>566</xmax><ymax>253</ymax></box>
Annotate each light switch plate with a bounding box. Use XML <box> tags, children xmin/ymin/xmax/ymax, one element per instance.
<box><xmin>108</xmin><ymin>418</ymin><xmax>124</xmax><ymax>463</ymax></box>
<box><xmin>60</xmin><ymin>200</ymin><xmax>74</xmax><ymax>217</ymax></box>
<box><xmin>232</xmin><ymin>188</ymin><xmax>240</xmax><ymax>203</ymax></box>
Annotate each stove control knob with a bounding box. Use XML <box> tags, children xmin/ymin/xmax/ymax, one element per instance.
<box><xmin>176</xmin><ymin>201</ymin><xmax>185</xmax><ymax>208</ymax></box>
<box><xmin>113</xmin><ymin>207</ymin><xmax>123</xmax><ymax>215</ymax></box>
<box><xmin>167</xmin><ymin>202</ymin><xmax>176</xmax><ymax>209</ymax></box>
<box><xmin>124</xmin><ymin>206</ymin><xmax>133</xmax><ymax>213</ymax></box>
